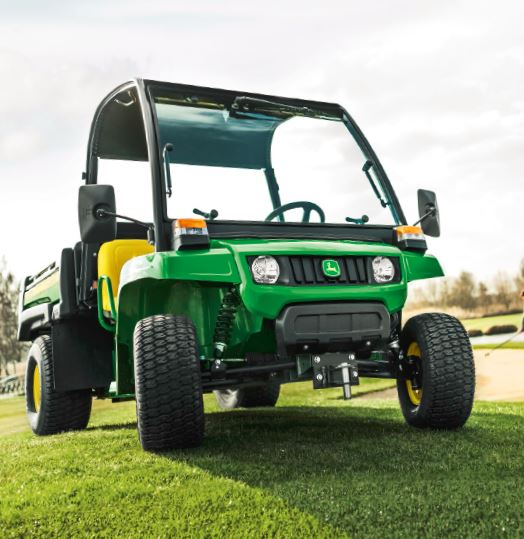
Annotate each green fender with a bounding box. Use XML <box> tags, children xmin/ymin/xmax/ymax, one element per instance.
<box><xmin>402</xmin><ymin>252</ymin><xmax>444</xmax><ymax>282</ymax></box>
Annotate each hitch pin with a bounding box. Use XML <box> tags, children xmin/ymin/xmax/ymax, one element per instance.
<box><xmin>341</xmin><ymin>363</ymin><xmax>351</xmax><ymax>400</ymax></box>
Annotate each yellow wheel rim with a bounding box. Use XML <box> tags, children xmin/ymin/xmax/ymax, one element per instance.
<box><xmin>33</xmin><ymin>364</ymin><xmax>41</xmax><ymax>412</ymax></box>
<box><xmin>405</xmin><ymin>342</ymin><xmax>423</xmax><ymax>406</ymax></box>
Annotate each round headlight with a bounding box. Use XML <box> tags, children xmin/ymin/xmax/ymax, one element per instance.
<box><xmin>372</xmin><ymin>256</ymin><xmax>395</xmax><ymax>283</ymax></box>
<box><xmin>251</xmin><ymin>256</ymin><xmax>280</xmax><ymax>284</ymax></box>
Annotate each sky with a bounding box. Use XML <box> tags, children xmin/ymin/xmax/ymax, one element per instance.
<box><xmin>0</xmin><ymin>0</ymin><xmax>523</xmax><ymax>283</ymax></box>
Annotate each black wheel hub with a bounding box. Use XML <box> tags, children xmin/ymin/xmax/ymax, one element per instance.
<box><xmin>401</xmin><ymin>354</ymin><xmax>423</xmax><ymax>389</ymax></box>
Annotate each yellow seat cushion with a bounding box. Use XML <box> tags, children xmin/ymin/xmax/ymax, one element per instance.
<box><xmin>98</xmin><ymin>239</ymin><xmax>154</xmax><ymax>312</ymax></box>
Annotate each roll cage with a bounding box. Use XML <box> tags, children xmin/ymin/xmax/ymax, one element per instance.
<box><xmin>85</xmin><ymin>78</ymin><xmax>407</xmax><ymax>251</ymax></box>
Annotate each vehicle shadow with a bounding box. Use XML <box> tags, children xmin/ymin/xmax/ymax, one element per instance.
<box><xmin>84</xmin><ymin>401</ymin><xmax>522</xmax><ymax>532</ymax></box>
<box><xmin>83</xmin><ymin>402</ymin><xmax>522</xmax><ymax>536</ymax></box>
<box><xmin>161</xmin><ymin>404</ymin><xmax>521</xmax><ymax>481</ymax></box>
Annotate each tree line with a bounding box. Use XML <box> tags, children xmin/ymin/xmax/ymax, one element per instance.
<box><xmin>0</xmin><ymin>262</ymin><xmax>27</xmax><ymax>377</ymax></box>
<box><xmin>409</xmin><ymin>258</ymin><xmax>524</xmax><ymax>315</ymax></box>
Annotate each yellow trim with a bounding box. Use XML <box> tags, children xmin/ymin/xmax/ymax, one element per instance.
<box><xmin>406</xmin><ymin>341</ymin><xmax>423</xmax><ymax>406</ymax></box>
<box><xmin>33</xmin><ymin>364</ymin><xmax>41</xmax><ymax>412</ymax></box>
<box><xmin>97</xmin><ymin>240</ymin><xmax>154</xmax><ymax>312</ymax></box>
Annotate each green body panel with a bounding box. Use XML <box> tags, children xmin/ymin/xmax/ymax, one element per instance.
<box><xmin>112</xmin><ymin>238</ymin><xmax>443</xmax><ymax>394</ymax></box>
<box><xmin>119</xmin><ymin>245</ymin><xmax>240</xmax><ymax>286</ymax></box>
<box><xmin>23</xmin><ymin>269</ymin><xmax>60</xmax><ymax>309</ymax></box>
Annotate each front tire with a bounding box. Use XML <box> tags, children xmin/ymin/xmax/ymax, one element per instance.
<box><xmin>25</xmin><ymin>335</ymin><xmax>92</xmax><ymax>435</ymax></box>
<box><xmin>397</xmin><ymin>313</ymin><xmax>475</xmax><ymax>429</ymax></box>
<box><xmin>134</xmin><ymin>315</ymin><xmax>204</xmax><ymax>451</ymax></box>
<box><xmin>214</xmin><ymin>380</ymin><xmax>280</xmax><ymax>409</ymax></box>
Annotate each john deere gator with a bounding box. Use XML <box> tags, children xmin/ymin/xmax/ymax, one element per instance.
<box><xmin>18</xmin><ymin>79</ymin><xmax>475</xmax><ymax>450</ymax></box>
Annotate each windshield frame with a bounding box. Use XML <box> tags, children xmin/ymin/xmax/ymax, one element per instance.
<box><xmin>146</xmin><ymin>80</ymin><xmax>406</xmax><ymax>232</ymax></box>
<box><xmin>86</xmin><ymin>79</ymin><xmax>407</xmax><ymax>251</ymax></box>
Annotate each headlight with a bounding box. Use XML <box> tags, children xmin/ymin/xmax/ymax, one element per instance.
<box><xmin>251</xmin><ymin>256</ymin><xmax>280</xmax><ymax>284</ymax></box>
<box><xmin>372</xmin><ymin>256</ymin><xmax>395</xmax><ymax>283</ymax></box>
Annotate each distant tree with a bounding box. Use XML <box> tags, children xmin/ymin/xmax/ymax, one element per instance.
<box><xmin>424</xmin><ymin>280</ymin><xmax>442</xmax><ymax>306</ymax></box>
<box><xmin>0</xmin><ymin>262</ymin><xmax>25</xmax><ymax>377</ymax></box>
<box><xmin>408</xmin><ymin>259</ymin><xmax>524</xmax><ymax>315</ymax></box>
<box><xmin>477</xmin><ymin>281</ymin><xmax>491</xmax><ymax>313</ymax></box>
<box><xmin>439</xmin><ymin>279</ymin><xmax>452</xmax><ymax>308</ymax></box>
<box><xmin>516</xmin><ymin>258</ymin><xmax>524</xmax><ymax>294</ymax></box>
<box><xmin>449</xmin><ymin>271</ymin><xmax>477</xmax><ymax>311</ymax></box>
<box><xmin>409</xmin><ymin>285</ymin><xmax>428</xmax><ymax>306</ymax></box>
<box><xmin>493</xmin><ymin>271</ymin><xmax>514</xmax><ymax>311</ymax></box>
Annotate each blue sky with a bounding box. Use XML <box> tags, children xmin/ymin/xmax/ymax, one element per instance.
<box><xmin>1</xmin><ymin>0</ymin><xmax>523</xmax><ymax>282</ymax></box>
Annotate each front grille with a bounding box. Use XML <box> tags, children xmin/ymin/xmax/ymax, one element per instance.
<box><xmin>247</xmin><ymin>255</ymin><xmax>401</xmax><ymax>286</ymax></box>
<box><xmin>287</xmin><ymin>256</ymin><xmax>369</xmax><ymax>285</ymax></box>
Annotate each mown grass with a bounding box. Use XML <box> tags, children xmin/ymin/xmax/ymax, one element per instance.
<box><xmin>472</xmin><ymin>342</ymin><xmax>524</xmax><ymax>350</ymax></box>
<box><xmin>1</xmin><ymin>380</ymin><xmax>523</xmax><ymax>538</ymax></box>
<box><xmin>461</xmin><ymin>313</ymin><xmax>522</xmax><ymax>332</ymax></box>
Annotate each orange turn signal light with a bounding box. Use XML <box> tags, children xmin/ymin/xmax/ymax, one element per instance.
<box><xmin>395</xmin><ymin>225</ymin><xmax>427</xmax><ymax>251</ymax></box>
<box><xmin>175</xmin><ymin>218</ymin><xmax>207</xmax><ymax>230</ymax></box>
<box><xmin>173</xmin><ymin>218</ymin><xmax>210</xmax><ymax>251</ymax></box>
<box><xmin>395</xmin><ymin>225</ymin><xmax>425</xmax><ymax>241</ymax></box>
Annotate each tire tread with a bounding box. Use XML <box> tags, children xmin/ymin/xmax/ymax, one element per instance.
<box><xmin>398</xmin><ymin>313</ymin><xmax>475</xmax><ymax>429</ymax></box>
<box><xmin>134</xmin><ymin>315</ymin><xmax>204</xmax><ymax>450</ymax></box>
<box><xmin>29</xmin><ymin>335</ymin><xmax>92</xmax><ymax>435</ymax></box>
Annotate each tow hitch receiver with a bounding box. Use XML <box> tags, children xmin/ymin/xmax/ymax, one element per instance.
<box><xmin>312</xmin><ymin>353</ymin><xmax>359</xmax><ymax>400</ymax></box>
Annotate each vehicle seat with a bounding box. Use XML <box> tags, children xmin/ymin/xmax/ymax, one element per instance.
<box><xmin>97</xmin><ymin>239</ymin><xmax>154</xmax><ymax>312</ymax></box>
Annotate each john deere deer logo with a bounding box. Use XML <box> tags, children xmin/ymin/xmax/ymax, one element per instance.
<box><xmin>322</xmin><ymin>259</ymin><xmax>341</xmax><ymax>278</ymax></box>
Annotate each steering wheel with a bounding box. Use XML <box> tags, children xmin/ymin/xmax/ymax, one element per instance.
<box><xmin>265</xmin><ymin>201</ymin><xmax>325</xmax><ymax>223</ymax></box>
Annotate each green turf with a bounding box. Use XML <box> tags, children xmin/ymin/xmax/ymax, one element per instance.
<box><xmin>461</xmin><ymin>313</ymin><xmax>522</xmax><ymax>332</ymax></box>
<box><xmin>1</xmin><ymin>381</ymin><xmax>523</xmax><ymax>538</ymax></box>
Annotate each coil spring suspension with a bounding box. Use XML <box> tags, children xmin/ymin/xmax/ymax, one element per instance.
<box><xmin>213</xmin><ymin>288</ymin><xmax>241</xmax><ymax>359</ymax></box>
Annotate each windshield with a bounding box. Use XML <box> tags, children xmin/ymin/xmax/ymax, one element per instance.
<box><xmin>151</xmin><ymin>91</ymin><xmax>400</xmax><ymax>226</ymax></box>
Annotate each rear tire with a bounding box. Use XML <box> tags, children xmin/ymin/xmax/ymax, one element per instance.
<box><xmin>25</xmin><ymin>335</ymin><xmax>92</xmax><ymax>435</ymax></box>
<box><xmin>397</xmin><ymin>313</ymin><xmax>475</xmax><ymax>429</ymax></box>
<box><xmin>134</xmin><ymin>315</ymin><xmax>204</xmax><ymax>451</ymax></box>
<box><xmin>214</xmin><ymin>380</ymin><xmax>280</xmax><ymax>409</ymax></box>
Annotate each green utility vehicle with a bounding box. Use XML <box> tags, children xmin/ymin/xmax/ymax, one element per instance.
<box><xmin>19</xmin><ymin>79</ymin><xmax>475</xmax><ymax>450</ymax></box>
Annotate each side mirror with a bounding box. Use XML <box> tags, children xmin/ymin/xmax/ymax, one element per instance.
<box><xmin>417</xmin><ymin>189</ymin><xmax>440</xmax><ymax>237</ymax></box>
<box><xmin>78</xmin><ymin>185</ymin><xmax>117</xmax><ymax>243</ymax></box>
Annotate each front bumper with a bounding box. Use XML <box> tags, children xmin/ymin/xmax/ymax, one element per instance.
<box><xmin>275</xmin><ymin>302</ymin><xmax>391</xmax><ymax>358</ymax></box>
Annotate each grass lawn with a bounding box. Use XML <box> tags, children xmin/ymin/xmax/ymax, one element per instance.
<box><xmin>461</xmin><ymin>313</ymin><xmax>522</xmax><ymax>332</ymax></box>
<box><xmin>1</xmin><ymin>380</ymin><xmax>523</xmax><ymax>538</ymax></box>
<box><xmin>472</xmin><ymin>342</ymin><xmax>524</xmax><ymax>350</ymax></box>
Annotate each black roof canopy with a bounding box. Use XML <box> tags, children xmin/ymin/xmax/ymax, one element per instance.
<box><xmin>90</xmin><ymin>79</ymin><xmax>345</xmax><ymax>170</ymax></box>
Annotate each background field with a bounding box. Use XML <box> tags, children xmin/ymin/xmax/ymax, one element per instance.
<box><xmin>1</xmin><ymin>380</ymin><xmax>523</xmax><ymax>538</ymax></box>
<box><xmin>473</xmin><ymin>342</ymin><xmax>524</xmax><ymax>350</ymax></box>
<box><xmin>461</xmin><ymin>313</ymin><xmax>521</xmax><ymax>333</ymax></box>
